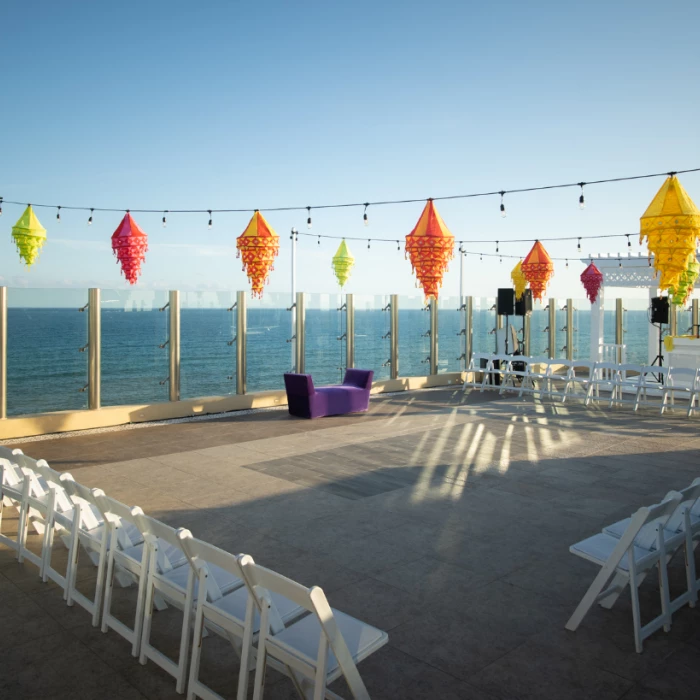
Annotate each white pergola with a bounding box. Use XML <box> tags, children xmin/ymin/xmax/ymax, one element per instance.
<box><xmin>582</xmin><ymin>252</ymin><xmax>681</xmax><ymax>365</ymax></box>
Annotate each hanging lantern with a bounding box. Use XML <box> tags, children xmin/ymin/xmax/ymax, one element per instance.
<box><xmin>580</xmin><ymin>262</ymin><xmax>604</xmax><ymax>304</ymax></box>
<box><xmin>520</xmin><ymin>241</ymin><xmax>554</xmax><ymax>302</ymax></box>
<box><xmin>111</xmin><ymin>213</ymin><xmax>149</xmax><ymax>285</ymax></box>
<box><xmin>640</xmin><ymin>175</ymin><xmax>700</xmax><ymax>293</ymax></box>
<box><xmin>236</xmin><ymin>211</ymin><xmax>280</xmax><ymax>298</ymax></box>
<box><xmin>670</xmin><ymin>259</ymin><xmax>699</xmax><ymax>307</ymax></box>
<box><xmin>332</xmin><ymin>239</ymin><xmax>355</xmax><ymax>288</ymax></box>
<box><xmin>405</xmin><ymin>200</ymin><xmax>454</xmax><ymax>300</ymax></box>
<box><xmin>511</xmin><ymin>260</ymin><xmax>528</xmax><ymax>300</ymax></box>
<box><xmin>11</xmin><ymin>205</ymin><xmax>47</xmax><ymax>268</ymax></box>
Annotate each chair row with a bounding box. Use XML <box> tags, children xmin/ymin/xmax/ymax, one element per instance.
<box><xmin>463</xmin><ymin>353</ymin><xmax>700</xmax><ymax>416</ymax></box>
<box><xmin>0</xmin><ymin>447</ymin><xmax>388</xmax><ymax>700</ymax></box>
<box><xmin>565</xmin><ymin>477</ymin><xmax>700</xmax><ymax>652</ymax></box>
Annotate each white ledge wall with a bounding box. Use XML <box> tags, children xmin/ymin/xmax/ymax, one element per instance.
<box><xmin>0</xmin><ymin>373</ymin><xmax>466</xmax><ymax>440</ymax></box>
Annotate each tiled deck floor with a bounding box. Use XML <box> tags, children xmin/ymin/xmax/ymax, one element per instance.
<box><xmin>2</xmin><ymin>388</ymin><xmax>700</xmax><ymax>699</ymax></box>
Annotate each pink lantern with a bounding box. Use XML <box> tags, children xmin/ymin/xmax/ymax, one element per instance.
<box><xmin>111</xmin><ymin>213</ymin><xmax>148</xmax><ymax>284</ymax></box>
<box><xmin>580</xmin><ymin>262</ymin><xmax>603</xmax><ymax>304</ymax></box>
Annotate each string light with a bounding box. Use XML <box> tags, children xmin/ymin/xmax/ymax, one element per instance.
<box><xmin>496</xmin><ymin>241</ymin><xmax>499</xmax><ymax>253</ymax></box>
<box><xmin>307</xmin><ymin>206</ymin><xmax>312</xmax><ymax>229</ymax></box>
<box><xmin>162</xmin><ymin>211</ymin><xmax>167</xmax><ymax>228</ymax></box>
<box><xmin>578</xmin><ymin>182</ymin><xmax>585</xmax><ymax>209</ymax></box>
<box><xmin>396</xmin><ymin>240</ymin><xmax>400</xmax><ymax>251</ymax></box>
<box><xmin>88</xmin><ymin>208</ymin><xmax>93</xmax><ymax>225</ymax></box>
<box><xmin>207</xmin><ymin>210</ymin><xmax>213</xmax><ymax>229</ymax></box>
<box><xmin>0</xmin><ymin>197</ymin><xmax>3</xmax><ymax>216</ymax></box>
<box><xmin>367</xmin><ymin>239</ymin><xmax>371</xmax><ymax>249</ymax></box>
<box><xmin>363</xmin><ymin>203</ymin><xmax>369</xmax><ymax>226</ymax></box>
<box><xmin>565</xmin><ymin>259</ymin><xmax>569</xmax><ymax>268</ymax></box>
<box><xmin>500</xmin><ymin>256</ymin><xmax>503</xmax><ymax>264</ymax></box>
<box><xmin>499</xmin><ymin>191</ymin><xmax>506</xmax><ymax>218</ymax></box>
<box><xmin>618</xmin><ymin>258</ymin><xmax>622</xmax><ymax>268</ymax></box>
<box><xmin>56</xmin><ymin>206</ymin><xmax>61</xmax><ymax>223</ymax></box>
<box><xmin>577</xmin><ymin>237</ymin><xmax>581</xmax><ymax>251</ymax></box>
<box><xmin>626</xmin><ymin>234</ymin><xmax>631</xmax><ymax>248</ymax></box>
<box><xmin>317</xmin><ymin>235</ymin><xmax>321</xmax><ymax>245</ymax></box>
<box><xmin>480</xmin><ymin>253</ymin><xmax>483</xmax><ymax>261</ymax></box>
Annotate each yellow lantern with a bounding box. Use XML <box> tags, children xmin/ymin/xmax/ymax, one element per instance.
<box><xmin>640</xmin><ymin>175</ymin><xmax>700</xmax><ymax>293</ymax></box>
<box><xmin>332</xmin><ymin>239</ymin><xmax>355</xmax><ymax>288</ymax></box>
<box><xmin>12</xmin><ymin>205</ymin><xmax>47</xmax><ymax>268</ymax></box>
<box><xmin>511</xmin><ymin>260</ymin><xmax>528</xmax><ymax>300</ymax></box>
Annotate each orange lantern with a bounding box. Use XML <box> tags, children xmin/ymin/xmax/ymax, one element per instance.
<box><xmin>405</xmin><ymin>200</ymin><xmax>454</xmax><ymax>299</ymax></box>
<box><xmin>521</xmin><ymin>241</ymin><xmax>554</xmax><ymax>301</ymax></box>
<box><xmin>236</xmin><ymin>211</ymin><xmax>280</xmax><ymax>298</ymax></box>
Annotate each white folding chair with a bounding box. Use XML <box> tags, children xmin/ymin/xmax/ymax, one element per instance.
<box><xmin>607</xmin><ymin>363</ymin><xmax>643</xmax><ymax>407</ymax></box>
<box><xmin>565</xmin><ymin>491</ymin><xmax>683</xmax><ymax>652</ymax></box>
<box><xmin>0</xmin><ymin>456</ymin><xmax>32</xmax><ymax>555</ymax></box>
<box><xmin>603</xmin><ymin>480</ymin><xmax>700</xmax><ymax>613</ymax></box>
<box><xmin>661</xmin><ymin>367</ymin><xmax>700</xmax><ymax>416</ymax></box>
<box><xmin>97</xmin><ymin>495</ymin><xmax>176</xmax><ymax>657</ymax></box>
<box><xmin>633</xmin><ymin>366</ymin><xmax>667</xmax><ymax>412</ymax></box>
<box><xmin>178</xmin><ymin>535</ymin><xmax>306</xmax><ymax>700</ymax></box>
<box><xmin>556</xmin><ymin>360</ymin><xmax>595</xmax><ymax>403</ymax></box>
<box><xmin>462</xmin><ymin>352</ymin><xmax>490</xmax><ymax>390</ymax></box>
<box><xmin>584</xmin><ymin>362</ymin><xmax>622</xmax><ymax>407</ymax></box>
<box><xmin>516</xmin><ymin>356</ymin><xmax>551</xmax><ymax>398</ymax></box>
<box><xmin>480</xmin><ymin>353</ymin><xmax>511</xmax><ymax>392</ymax></box>
<box><xmin>240</xmin><ymin>556</ymin><xmax>389</xmax><ymax>700</ymax></box>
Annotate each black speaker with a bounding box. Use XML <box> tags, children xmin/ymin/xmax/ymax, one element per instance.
<box><xmin>497</xmin><ymin>288</ymin><xmax>515</xmax><ymax>316</ymax></box>
<box><xmin>651</xmin><ymin>296</ymin><xmax>669</xmax><ymax>324</ymax></box>
<box><xmin>515</xmin><ymin>289</ymin><xmax>533</xmax><ymax>316</ymax></box>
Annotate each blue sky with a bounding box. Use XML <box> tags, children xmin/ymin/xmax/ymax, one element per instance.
<box><xmin>1</xmin><ymin>0</ymin><xmax>699</xmax><ymax>302</ymax></box>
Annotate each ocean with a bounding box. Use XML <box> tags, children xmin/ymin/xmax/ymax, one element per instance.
<box><xmin>4</xmin><ymin>302</ymin><xmax>671</xmax><ymax>417</ymax></box>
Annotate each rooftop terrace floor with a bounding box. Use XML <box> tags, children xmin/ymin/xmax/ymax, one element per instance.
<box><xmin>2</xmin><ymin>388</ymin><xmax>700</xmax><ymax>699</ymax></box>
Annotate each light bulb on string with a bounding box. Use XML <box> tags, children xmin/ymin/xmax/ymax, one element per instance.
<box><xmin>207</xmin><ymin>210</ymin><xmax>213</xmax><ymax>229</ymax></box>
<box><xmin>317</xmin><ymin>235</ymin><xmax>320</xmax><ymax>246</ymax></box>
<box><xmin>367</xmin><ymin>239</ymin><xmax>371</xmax><ymax>249</ymax></box>
<box><xmin>56</xmin><ymin>206</ymin><xmax>61</xmax><ymax>223</ymax></box>
<box><xmin>499</xmin><ymin>256</ymin><xmax>503</xmax><ymax>264</ymax></box>
<box><xmin>363</xmin><ymin>203</ymin><xmax>369</xmax><ymax>226</ymax></box>
<box><xmin>0</xmin><ymin>197</ymin><xmax>3</xmax><ymax>216</ymax></box>
<box><xmin>307</xmin><ymin>206</ymin><xmax>312</xmax><ymax>229</ymax></box>
<box><xmin>88</xmin><ymin>208</ymin><xmax>93</xmax><ymax>225</ymax></box>
<box><xmin>480</xmin><ymin>253</ymin><xmax>483</xmax><ymax>261</ymax></box>
<box><xmin>577</xmin><ymin>237</ymin><xmax>581</xmax><ymax>252</ymax></box>
<box><xmin>618</xmin><ymin>258</ymin><xmax>622</xmax><ymax>268</ymax></box>
<box><xmin>626</xmin><ymin>234</ymin><xmax>631</xmax><ymax>248</ymax></box>
<box><xmin>565</xmin><ymin>259</ymin><xmax>569</xmax><ymax>268</ymax></box>
<box><xmin>496</xmin><ymin>241</ymin><xmax>499</xmax><ymax>253</ymax></box>
<box><xmin>578</xmin><ymin>182</ymin><xmax>585</xmax><ymax>209</ymax></box>
<box><xmin>499</xmin><ymin>191</ymin><xmax>506</xmax><ymax>218</ymax></box>
<box><xmin>162</xmin><ymin>211</ymin><xmax>167</xmax><ymax>228</ymax></box>
<box><xmin>396</xmin><ymin>240</ymin><xmax>400</xmax><ymax>251</ymax></box>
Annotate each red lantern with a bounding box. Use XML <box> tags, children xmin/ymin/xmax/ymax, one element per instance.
<box><xmin>111</xmin><ymin>213</ymin><xmax>148</xmax><ymax>285</ymax></box>
<box><xmin>580</xmin><ymin>262</ymin><xmax>604</xmax><ymax>304</ymax></box>
<box><xmin>236</xmin><ymin>211</ymin><xmax>280</xmax><ymax>298</ymax></box>
<box><xmin>405</xmin><ymin>200</ymin><xmax>454</xmax><ymax>299</ymax></box>
<box><xmin>520</xmin><ymin>241</ymin><xmax>554</xmax><ymax>301</ymax></box>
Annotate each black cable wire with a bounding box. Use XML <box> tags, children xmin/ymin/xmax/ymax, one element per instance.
<box><xmin>2</xmin><ymin>168</ymin><xmax>697</xmax><ymax>215</ymax></box>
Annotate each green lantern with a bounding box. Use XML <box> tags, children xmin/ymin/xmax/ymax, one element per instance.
<box><xmin>332</xmin><ymin>239</ymin><xmax>355</xmax><ymax>288</ymax></box>
<box><xmin>12</xmin><ymin>205</ymin><xmax>47</xmax><ymax>268</ymax></box>
<box><xmin>670</xmin><ymin>259</ymin><xmax>699</xmax><ymax>306</ymax></box>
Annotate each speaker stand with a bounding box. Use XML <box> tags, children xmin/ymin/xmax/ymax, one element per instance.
<box><xmin>650</xmin><ymin>323</ymin><xmax>665</xmax><ymax>384</ymax></box>
<box><xmin>504</xmin><ymin>315</ymin><xmax>510</xmax><ymax>355</ymax></box>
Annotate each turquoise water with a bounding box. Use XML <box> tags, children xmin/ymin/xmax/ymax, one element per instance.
<box><xmin>5</xmin><ymin>305</ymin><xmax>666</xmax><ymax>417</ymax></box>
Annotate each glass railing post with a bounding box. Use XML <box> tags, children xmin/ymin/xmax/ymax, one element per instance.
<box><xmin>669</xmin><ymin>301</ymin><xmax>678</xmax><ymax>337</ymax></box>
<box><xmin>346</xmin><ymin>294</ymin><xmax>355</xmax><ymax>369</ymax></box>
<box><xmin>88</xmin><ymin>288</ymin><xmax>101</xmax><ymax>409</ymax></box>
<box><xmin>295</xmin><ymin>292</ymin><xmax>305</xmax><ymax>374</ymax></box>
<box><xmin>615</xmin><ymin>298</ymin><xmax>624</xmax><ymax>362</ymax></box>
<box><xmin>390</xmin><ymin>294</ymin><xmax>399</xmax><ymax>379</ymax></box>
<box><xmin>692</xmin><ymin>299</ymin><xmax>699</xmax><ymax>337</ymax></box>
<box><xmin>0</xmin><ymin>287</ymin><xmax>6</xmax><ymax>419</ymax></box>
<box><xmin>464</xmin><ymin>296</ymin><xmax>473</xmax><ymax>370</ymax></box>
<box><xmin>169</xmin><ymin>290</ymin><xmax>181</xmax><ymax>401</ymax></box>
<box><xmin>566</xmin><ymin>299</ymin><xmax>574</xmax><ymax>361</ymax></box>
<box><xmin>523</xmin><ymin>312</ymin><xmax>531</xmax><ymax>357</ymax></box>
<box><xmin>236</xmin><ymin>291</ymin><xmax>247</xmax><ymax>394</ymax></box>
<box><xmin>548</xmin><ymin>299</ymin><xmax>557</xmax><ymax>359</ymax></box>
<box><xmin>429</xmin><ymin>297</ymin><xmax>438</xmax><ymax>375</ymax></box>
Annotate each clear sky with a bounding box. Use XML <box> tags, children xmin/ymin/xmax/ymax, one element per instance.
<box><xmin>1</xmin><ymin>0</ymin><xmax>699</xmax><ymax>303</ymax></box>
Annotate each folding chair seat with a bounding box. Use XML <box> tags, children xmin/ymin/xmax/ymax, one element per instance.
<box><xmin>607</xmin><ymin>363</ymin><xmax>643</xmax><ymax>407</ymax></box>
<box><xmin>177</xmin><ymin>533</ymin><xmax>304</xmax><ymax>700</ymax></box>
<box><xmin>516</xmin><ymin>356</ymin><xmax>551</xmax><ymax>398</ymax></box>
<box><xmin>133</xmin><ymin>514</ymin><xmax>245</xmax><ymax>694</ymax></box>
<box><xmin>555</xmin><ymin>360</ymin><xmax>595</xmax><ymax>403</ymax></box>
<box><xmin>631</xmin><ymin>366</ymin><xmax>667</xmax><ymax>412</ymax></box>
<box><xmin>661</xmin><ymin>366</ymin><xmax>700</xmax><ymax>416</ymax></box>
<box><xmin>566</xmin><ymin>491</ymin><xmax>683</xmax><ymax>652</ymax></box>
<box><xmin>499</xmin><ymin>356</ymin><xmax>529</xmax><ymax>394</ymax></box>
<box><xmin>240</xmin><ymin>556</ymin><xmax>389</xmax><ymax>700</ymax></box>
<box><xmin>480</xmin><ymin>353</ymin><xmax>511</xmax><ymax>392</ymax></box>
<box><xmin>584</xmin><ymin>362</ymin><xmax>624</xmax><ymax>407</ymax></box>
<box><xmin>97</xmin><ymin>495</ymin><xmax>179</xmax><ymax>657</ymax></box>
<box><xmin>462</xmin><ymin>352</ymin><xmax>490</xmax><ymax>390</ymax></box>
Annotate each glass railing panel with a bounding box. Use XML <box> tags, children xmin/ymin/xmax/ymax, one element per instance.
<box><xmin>571</xmin><ymin>299</ymin><xmax>590</xmax><ymax>361</ymax></box>
<box><xmin>437</xmin><ymin>295</ymin><xmax>462</xmax><ymax>373</ymax></box>
<box><xmin>6</xmin><ymin>288</ymin><xmax>89</xmax><ymax>416</ymax></box>
<box><xmin>624</xmin><ymin>304</ymin><xmax>651</xmax><ymax>365</ymax></box>
<box><xmin>398</xmin><ymin>295</ymin><xmax>431</xmax><ymax>377</ymax></box>
<box><xmin>181</xmin><ymin>291</ymin><xmax>237</xmax><ymax>399</ymax></box>
<box><xmin>246</xmin><ymin>292</ymin><xmax>291</xmax><ymax>393</ymax></box>
<box><xmin>472</xmin><ymin>297</ymin><xmax>496</xmax><ymax>356</ymax></box>
<box><xmin>101</xmin><ymin>289</ymin><xmax>169</xmax><ymax>406</ymax></box>
<box><xmin>529</xmin><ymin>300</ymin><xmax>549</xmax><ymax>357</ymax></box>
<box><xmin>305</xmin><ymin>293</ymin><xmax>344</xmax><ymax>386</ymax></box>
<box><xmin>354</xmin><ymin>294</ymin><xmax>390</xmax><ymax>381</ymax></box>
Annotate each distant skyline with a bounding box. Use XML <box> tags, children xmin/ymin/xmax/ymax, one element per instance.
<box><xmin>1</xmin><ymin>0</ymin><xmax>699</xmax><ymax>302</ymax></box>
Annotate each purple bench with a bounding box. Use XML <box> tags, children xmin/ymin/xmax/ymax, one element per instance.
<box><xmin>283</xmin><ymin>369</ymin><xmax>374</xmax><ymax>419</ymax></box>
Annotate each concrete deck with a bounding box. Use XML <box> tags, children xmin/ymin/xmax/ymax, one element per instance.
<box><xmin>1</xmin><ymin>388</ymin><xmax>700</xmax><ymax>699</ymax></box>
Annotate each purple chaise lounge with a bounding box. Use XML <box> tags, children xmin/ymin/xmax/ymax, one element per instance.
<box><xmin>283</xmin><ymin>369</ymin><xmax>374</xmax><ymax>419</ymax></box>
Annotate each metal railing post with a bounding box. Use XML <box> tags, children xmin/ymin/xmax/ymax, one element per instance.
<box><xmin>295</xmin><ymin>292</ymin><xmax>305</xmax><ymax>374</ymax></box>
<box><xmin>390</xmin><ymin>294</ymin><xmax>399</xmax><ymax>379</ymax></box>
<box><xmin>548</xmin><ymin>298</ymin><xmax>557</xmax><ymax>359</ymax></box>
<box><xmin>615</xmin><ymin>298</ymin><xmax>624</xmax><ymax>362</ymax></box>
<box><xmin>0</xmin><ymin>287</ymin><xmax>6</xmax><ymax>420</ymax></box>
<box><xmin>464</xmin><ymin>296</ymin><xmax>473</xmax><ymax>369</ymax></box>
<box><xmin>566</xmin><ymin>298</ymin><xmax>574</xmax><ymax>361</ymax></box>
<box><xmin>236</xmin><ymin>291</ymin><xmax>246</xmax><ymax>394</ymax></box>
<box><xmin>88</xmin><ymin>288</ymin><xmax>101</xmax><ymax>409</ymax></box>
<box><xmin>523</xmin><ymin>313</ymin><xmax>531</xmax><ymax>357</ymax></box>
<box><xmin>669</xmin><ymin>301</ymin><xmax>678</xmax><ymax>338</ymax></box>
<box><xmin>169</xmin><ymin>290</ymin><xmax>180</xmax><ymax>401</ymax></box>
<box><xmin>429</xmin><ymin>297</ymin><xmax>438</xmax><ymax>375</ymax></box>
<box><xmin>346</xmin><ymin>293</ymin><xmax>355</xmax><ymax>369</ymax></box>
<box><xmin>692</xmin><ymin>298</ymin><xmax>699</xmax><ymax>337</ymax></box>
